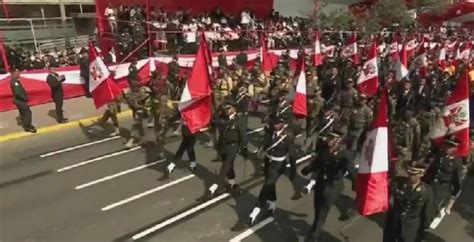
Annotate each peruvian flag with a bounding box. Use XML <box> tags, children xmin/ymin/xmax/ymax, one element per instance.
<box><xmin>356</xmin><ymin>89</ymin><xmax>389</xmax><ymax>216</ymax></box>
<box><xmin>395</xmin><ymin>44</ymin><xmax>409</xmax><ymax>82</ymax></box>
<box><xmin>323</xmin><ymin>45</ymin><xmax>335</xmax><ymax>58</ymax></box>
<box><xmin>341</xmin><ymin>33</ymin><xmax>360</xmax><ymax>65</ymax></box>
<box><xmin>410</xmin><ymin>43</ymin><xmax>428</xmax><ymax>77</ymax></box>
<box><xmin>178</xmin><ymin>38</ymin><xmax>212</xmax><ymax>134</ymax></box>
<box><xmin>292</xmin><ymin>58</ymin><xmax>307</xmax><ymax>117</ymax></box>
<box><xmin>430</xmin><ymin>68</ymin><xmax>471</xmax><ymax>157</ymax></box>
<box><xmin>389</xmin><ymin>34</ymin><xmax>399</xmax><ymax>60</ymax></box>
<box><xmin>437</xmin><ymin>44</ymin><xmax>447</xmax><ymax>70</ymax></box>
<box><xmin>455</xmin><ymin>42</ymin><xmax>472</xmax><ymax>62</ymax></box>
<box><xmin>406</xmin><ymin>38</ymin><xmax>416</xmax><ymax>58</ymax></box>
<box><xmin>357</xmin><ymin>41</ymin><xmax>379</xmax><ymax>96</ymax></box>
<box><xmin>260</xmin><ymin>34</ymin><xmax>275</xmax><ymax>73</ymax></box>
<box><xmin>313</xmin><ymin>31</ymin><xmax>323</xmax><ymax>67</ymax></box>
<box><xmin>88</xmin><ymin>42</ymin><xmax>122</xmax><ymax>109</ymax></box>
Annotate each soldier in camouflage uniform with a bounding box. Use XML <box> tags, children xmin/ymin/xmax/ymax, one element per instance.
<box><xmin>346</xmin><ymin>94</ymin><xmax>373</xmax><ymax>151</ymax></box>
<box><xmin>154</xmin><ymin>94</ymin><xmax>177</xmax><ymax>159</ymax></box>
<box><xmin>90</xmin><ymin>97</ymin><xmax>122</xmax><ymax>136</ymax></box>
<box><xmin>393</xmin><ymin>109</ymin><xmax>420</xmax><ymax>166</ymax></box>
<box><xmin>147</xmin><ymin>70</ymin><xmax>172</xmax><ymax>128</ymax></box>
<box><xmin>124</xmin><ymin>80</ymin><xmax>149</xmax><ymax>148</ymax></box>
<box><xmin>128</xmin><ymin>60</ymin><xmax>139</xmax><ymax>87</ymax></box>
<box><xmin>167</xmin><ymin>55</ymin><xmax>180</xmax><ymax>87</ymax></box>
<box><xmin>335</xmin><ymin>78</ymin><xmax>358</xmax><ymax>130</ymax></box>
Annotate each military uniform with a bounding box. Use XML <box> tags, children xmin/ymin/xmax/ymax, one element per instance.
<box><xmin>423</xmin><ymin>139</ymin><xmax>464</xmax><ymax>213</ymax></box>
<box><xmin>168</xmin><ymin>59</ymin><xmax>180</xmax><ymax>87</ymax></box>
<box><xmin>383</xmin><ymin>175</ymin><xmax>434</xmax><ymax>242</ymax></box>
<box><xmin>95</xmin><ymin>99</ymin><xmax>121</xmax><ymax>136</ymax></box>
<box><xmin>346</xmin><ymin>96</ymin><xmax>373</xmax><ymax>151</ymax></box>
<box><xmin>248</xmin><ymin>118</ymin><xmax>297</xmax><ymax>225</ymax></box>
<box><xmin>10</xmin><ymin>73</ymin><xmax>36</xmax><ymax>132</ymax></box>
<box><xmin>208</xmin><ymin>100</ymin><xmax>248</xmax><ymax>196</ymax></box>
<box><xmin>128</xmin><ymin>62</ymin><xmax>139</xmax><ymax>87</ymax></box>
<box><xmin>167</xmin><ymin>122</ymin><xmax>197</xmax><ymax>173</ymax></box>
<box><xmin>124</xmin><ymin>83</ymin><xmax>148</xmax><ymax>148</ymax></box>
<box><xmin>303</xmin><ymin>130</ymin><xmax>356</xmax><ymax>242</ymax></box>
<box><xmin>46</xmin><ymin>71</ymin><xmax>67</xmax><ymax>123</ymax></box>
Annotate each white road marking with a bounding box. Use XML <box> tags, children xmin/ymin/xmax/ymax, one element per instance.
<box><xmin>101</xmin><ymin>174</ymin><xmax>196</xmax><ymax>211</ymax></box>
<box><xmin>131</xmin><ymin>193</ymin><xmax>231</xmax><ymax>240</ymax></box>
<box><xmin>75</xmin><ymin>159</ymin><xmax>166</xmax><ymax>190</ymax></box>
<box><xmin>229</xmin><ymin>217</ymin><xmax>275</xmax><ymax>242</ymax></box>
<box><xmin>128</xmin><ymin>153</ymin><xmax>312</xmax><ymax>239</ymax></box>
<box><xmin>56</xmin><ymin>146</ymin><xmax>141</xmax><ymax>173</ymax></box>
<box><xmin>246</xmin><ymin>127</ymin><xmax>264</xmax><ymax>135</ymax></box>
<box><xmin>40</xmin><ymin>136</ymin><xmax>120</xmax><ymax>158</ymax></box>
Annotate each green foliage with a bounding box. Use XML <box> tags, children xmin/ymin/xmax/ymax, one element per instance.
<box><xmin>370</xmin><ymin>0</ymin><xmax>415</xmax><ymax>29</ymax></box>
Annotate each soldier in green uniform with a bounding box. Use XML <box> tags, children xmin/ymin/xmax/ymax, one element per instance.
<box><xmin>167</xmin><ymin>55</ymin><xmax>180</xmax><ymax>87</ymax></box>
<box><xmin>393</xmin><ymin>110</ymin><xmax>420</xmax><ymax>166</ymax></box>
<box><xmin>306</xmin><ymin>86</ymin><xmax>324</xmax><ymax>136</ymax></box>
<box><xmin>335</xmin><ymin>78</ymin><xmax>358</xmax><ymax>131</ymax></box>
<box><xmin>90</xmin><ymin>97</ymin><xmax>122</xmax><ymax>136</ymax></box>
<box><xmin>154</xmin><ymin>95</ymin><xmax>176</xmax><ymax>160</ymax></box>
<box><xmin>10</xmin><ymin>69</ymin><xmax>36</xmax><ymax>133</ymax></box>
<box><xmin>124</xmin><ymin>80</ymin><xmax>148</xmax><ymax>148</ymax></box>
<box><xmin>147</xmin><ymin>70</ymin><xmax>172</xmax><ymax>128</ymax></box>
<box><xmin>346</xmin><ymin>94</ymin><xmax>373</xmax><ymax>151</ymax></box>
<box><xmin>128</xmin><ymin>60</ymin><xmax>139</xmax><ymax>87</ymax></box>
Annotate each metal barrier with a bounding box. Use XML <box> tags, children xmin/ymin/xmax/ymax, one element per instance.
<box><xmin>0</xmin><ymin>17</ymin><xmax>77</xmax><ymax>52</ymax></box>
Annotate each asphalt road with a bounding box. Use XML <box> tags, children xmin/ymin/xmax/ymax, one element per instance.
<box><xmin>0</xmin><ymin>115</ymin><xmax>473</xmax><ymax>242</ymax></box>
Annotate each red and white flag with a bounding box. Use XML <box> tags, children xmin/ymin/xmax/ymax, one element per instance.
<box><xmin>357</xmin><ymin>41</ymin><xmax>379</xmax><ymax>96</ymax></box>
<box><xmin>395</xmin><ymin>44</ymin><xmax>409</xmax><ymax>82</ymax></box>
<box><xmin>323</xmin><ymin>45</ymin><xmax>335</xmax><ymax>58</ymax></box>
<box><xmin>437</xmin><ymin>44</ymin><xmax>447</xmax><ymax>70</ymax></box>
<box><xmin>178</xmin><ymin>39</ymin><xmax>212</xmax><ymax>134</ymax></box>
<box><xmin>313</xmin><ymin>31</ymin><xmax>323</xmax><ymax>67</ymax></box>
<box><xmin>260</xmin><ymin>34</ymin><xmax>275</xmax><ymax>73</ymax></box>
<box><xmin>406</xmin><ymin>38</ymin><xmax>416</xmax><ymax>58</ymax></box>
<box><xmin>411</xmin><ymin>43</ymin><xmax>428</xmax><ymax>77</ymax></box>
<box><xmin>455</xmin><ymin>42</ymin><xmax>472</xmax><ymax>62</ymax></box>
<box><xmin>389</xmin><ymin>34</ymin><xmax>399</xmax><ymax>60</ymax></box>
<box><xmin>430</xmin><ymin>68</ymin><xmax>471</xmax><ymax>157</ymax></box>
<box><xmin>341</xmin><ymin>33</ymin><xmax>360</xmax><ymax>65</ymax></box>
<box><xmin>292</xmin><ymin>58</ymin><xmax>307</xmax><ymax>117</ymax></box>
<box><xmin>356</xmin><ymin>89</ymin><xmax>389</xmax><ymax>216</ymax></box>
<box><xmin>88</xmin><ymin>42</ymin><xmax>122</xmax><ymax>109</ymax></box>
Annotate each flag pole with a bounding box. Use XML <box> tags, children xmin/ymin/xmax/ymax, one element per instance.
<box><xmin>0</xmin><ymin>32</ymin><xmax>10</xmax><ymax>72</ymax></box>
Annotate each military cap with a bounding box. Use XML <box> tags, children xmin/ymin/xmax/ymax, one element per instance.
<box><xmin>223</xmin><ymin>99</ymin><xmax>238</xmax><ymax>108</ymax></box>
<box><xmin>275</xmin><ymin>116</ymin><xmax>289</xmax><ymax>124</ymax></box>
<box><xmin>406</xmin><ymin>161</ymin><xmax>428</xmax><ymax>175</ymax></box>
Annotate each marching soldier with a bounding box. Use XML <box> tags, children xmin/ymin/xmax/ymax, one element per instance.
<box><xmin>302</xmin><ymin>129</ymin><xmax>356</xmax><ymax>242</ymax></box>
<box><xmin>124</xmin><ymin>80</ymin><xmax>148</xmax><ymax>148</ymax></box>
<box><xmin>346</xmin><ymin>94</ymin><xmax>373</xmax><ymax>151</ymax></box>
<box><xmin>214</xmin><ymin>70</ymin><xmax>233</xmax><ymax>107</ymax></box>
<box><xmin>10</xmin><ymin>69</ymin><xmax>36</xmax><ymax>133</ymax></box>
<box><xmin>46</xmin><ymin>66</ymin><xmax>68</xmax><ymax>123</ymax></box>
<box><xmin>90</xmin><ymin>97</ymin><xmax>121</xmax><ymax>136</ymax></box>
<box><xmin>168</xmin><ymin>55</ymin><xmax>180</xmax><ymax>86</ymax></box>
<box><xmin>128</xmin><ymin>60</ymin><xmax>139</xmax><ymax>87</ymax></box>
<box><xmin>393</xmin><ymin>110</ymin><xmax>419</xmax><ymax>165</ymax></box>
<box><xmin>207</xmin><ymin>99</ymin><xmax>247</xmax><ymax>197</ymax></box>
<box><xmin>147</xmin><ymin>70</ymin><xmax>172</xmax><ymax>128</ymax></box>
<box><xmin>306</xmin><ymin>86</ymin><xmax>324</xmax><ymax>136</ymax></box>
<box><xmin>167</xmin><ymin>120</ymin><xmax>198</xmax><ymax>173</ymax></box>
<box><xmin>423</xmin><ymin>136</ymin><xmax>464</xmax><ymax>217</ymax></box>
<box><xmin>247</xmin><ymin>116</ymin><xmax>297</xmax><ymax>225</ymax></box>
<box><xmin>383</xmin><ymin>161</ymin><xmax>434</xmax><ymax>242</ymax></box>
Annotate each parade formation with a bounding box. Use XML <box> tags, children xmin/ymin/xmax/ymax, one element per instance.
<box><xmin>2</xmin><ymin>2</ymin><xmax>474</xmax><ymax>242</ymax></box>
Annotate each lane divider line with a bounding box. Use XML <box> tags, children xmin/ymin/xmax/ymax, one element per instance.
<box><xmin>75</xmin><ymin>159</ymin><xmax>166</xmax><ymax>190</ymax></box>
<box><xmin>56</xmin><ymin>146</ymin><xmax>141</xmax><ymax>173</ymax></box>
<box><xmin>128</xmin><ymin>154</ymin><xmax>313</xmax><ymax>240</ymax></box>
<box><xmin>229</xmin><ymin>217</ymin><xmax>275</xmax><ymax>242</ymax></box>
<box><xmin>41</xmin><ymin>136</ymin><xmax>120</xmax><ymax>158</ymax></box>
<box><xmin>101</xmin><ymin>174</ymin><xmax>196</xmax><ymax>211</ymax></box>
<box><xmin>131</xmin><ymin>193</ymin><xmax>231</xmax><ymax>240</ymax></box>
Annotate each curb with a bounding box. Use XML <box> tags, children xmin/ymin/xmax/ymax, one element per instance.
<box><xmin>0</xmin><ymin>110</ymin><xmax>133</xmax><ymax>143</ymax></box>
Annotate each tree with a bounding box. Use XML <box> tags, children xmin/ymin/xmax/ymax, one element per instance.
<box><xmin>368</xmin><ymin>0</ymin><xmax>416</xmax><ymax>30</ymax></box>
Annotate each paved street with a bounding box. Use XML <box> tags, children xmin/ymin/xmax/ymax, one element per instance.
<box><xmin>0</xmin><ymin>115</ymin><xmax>473</xmax><ymax>242</ymax></box>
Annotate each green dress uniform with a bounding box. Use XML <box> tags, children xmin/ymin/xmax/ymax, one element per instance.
<box><xmin>10</xmin><ymin>76</ymin><xmax>35</xmax><ymax>132</ymax></box>
<box><xmin>46</xmin><ymin>72</ymin><xmax>66</xmax><ymax>122</ymax></box>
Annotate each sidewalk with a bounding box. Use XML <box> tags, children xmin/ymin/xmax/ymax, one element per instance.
<box><xmin>0</xmin><ymin>97</ymin><xmax>131</xmax><ymax>142</ymax></box>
